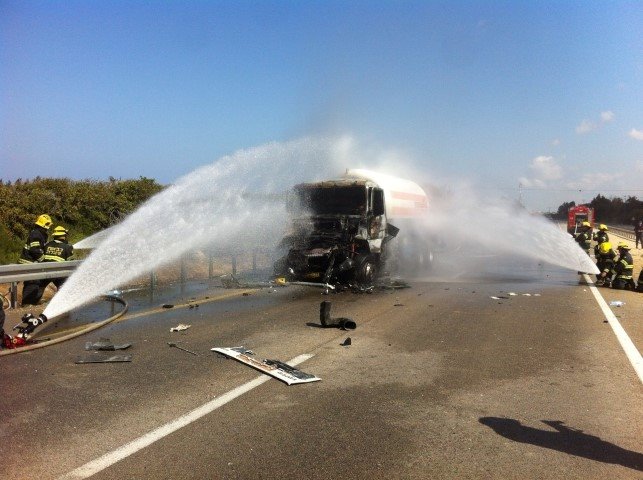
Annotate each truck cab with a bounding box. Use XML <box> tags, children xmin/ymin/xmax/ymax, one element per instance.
<box><xmin>274</xmin><ymin>170</ymin><xmax>429</xmax><ymax>287</ymax></box>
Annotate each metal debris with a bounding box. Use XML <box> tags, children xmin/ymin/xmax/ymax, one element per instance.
<box><xmin>170</xmin><ymin>324</ymin><xmax>191</xmax><ymax>332</ymax></box>
<box><xmin>85</xmin><ymin>338</ymin><xmax>132</xmax><ymax>351</ymax></box>
<box><xmin>75</xmin><ymin>354</ymin><xmax>132</xmax><ymax>364</ymax></box>
<box><xmin>167</xmin><ymin>342</ymin><xmax>198</xmax><ymax>356</ymax></box>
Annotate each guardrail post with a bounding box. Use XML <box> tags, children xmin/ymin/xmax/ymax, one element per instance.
<box><xmin>180</xmin><ymin>255</ymin><xmax>186</xmax><ymax>294</ymax></box>
<box><xmin>150</xmin><ymin>270</ymin><xmax>156</xmax><ymax>301</ymax></box>
<box><xmin>231</xmin><ymin>256</ymin><xmax>237</xmax><ymax>276</ymax></box>
<box><xmin>208</xmin><ymin>252</ymin><xmax>214</xmax><ymax>280</ymax></box>
<box><xmin>11</xmin><ymin>282</ymin><xmax>18</xmax><ymax>309</ymax></box>
<box><xmin>252</xmin><ymin>250</ymin><xmax>257</xmax><ymax>272</ymax></box>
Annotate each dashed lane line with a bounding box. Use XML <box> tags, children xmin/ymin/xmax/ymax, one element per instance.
<box><xmin>583</xmin><ymin>274</ymin><xmax>643</xmax><ymax>383</ymax></box>
<box><xmin>57</xmin><ymin>353</ymin><xmax>314</xmax><ymax>480</ymax></box>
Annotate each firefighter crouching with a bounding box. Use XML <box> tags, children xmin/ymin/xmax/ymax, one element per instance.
<box><xmin>41</xmin><ymin>226</ymin><xmax>74</xmax><ymax>291</ymax></box>
<box><xmin>19</xmin><ymin>214</ymin><xmax>52</xmax><ymax>305</ymax></box>
<box><xmin>592</xmin><ymin>224</ymin><xmax>609</xmax><ymax>257</ymax></box>
<box><xmin>594</xmin><ymin>242</ymin><xmax>617</xmax><ymax>287</ymax></box>
<box><xmin>575</xmin><ymin>221</ymin><xmax>592</xmax><ymax>256</ymax></box>
<box><xmin>611</xmin><ymin>242</ymin><xmax>635</xmax><ymax>290</ymax></box>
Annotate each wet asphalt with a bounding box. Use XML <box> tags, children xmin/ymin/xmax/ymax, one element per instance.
<box><xmin>1</xmin><ymin>260</ymin><xmax>642</xmax><ymax>480</ymax></box>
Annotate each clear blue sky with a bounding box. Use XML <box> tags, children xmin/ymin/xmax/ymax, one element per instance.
<box><xmin>2</xmin><ymin>0</ymin><xmax>642</xmax><ymax>211</ymax></box>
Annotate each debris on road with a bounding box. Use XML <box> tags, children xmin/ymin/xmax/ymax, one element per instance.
<box><xmin>75</xmin><ymin>354</ymin><xmax>132</xmax><ymax>364</ymax></box>
<box><xmin>85</xmin><ymin>338</ymin><xmax>132</xmax><ymax>351</ymax></box>
<box><xmin>341</xmin><ymin>337</ymin><xmax>351</xmax><ymax>347</ymax></box>
<box><xmin>319</xmin><ymin>301</ymin><xmax>356</xmax><ymax>330</ymax></box>
<box><xmin>211</xmin><ymin>346</ymin><xmax>320</xmax><ymax>385</ymax></box>
<box><xmin>162</xmin><ymin>304</ymin><xmax>174</xmax><ymax>309</ymax></box>
<box><xmin>609</xmin><ymin>301</ymin><xmax>625</xmax><ymax>307</ymax></box>
<box><xmin>167</xmin><ymin>342</ymin><xmax>198</xmax><ymax>356</ymax></box>
<box><xmin>170</xmin><ymin>324</ymin><xmax>191</xmax><ymax>332</ymax></box>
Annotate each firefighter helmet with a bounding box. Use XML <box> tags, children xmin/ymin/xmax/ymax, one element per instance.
<box><xmin>599</xmin><ymin>224</ymin><xmax>608</xmax><ymax>231</ymax></box>
<box><xmin>617</xmin><ymin>242</ymin><xmax>630</xmax><ymax>250</ymax></box>
<box><xmin>581</xmin><ymin>221</ymin><xmax>591</xmax><ymax>227</ymax></box>
<box><xmin>35</xmin><ymin>214</ymin><xmax>52</xmax><ymax>229</ymax></box>
<box><xmin>52</xmin><ymin>226</ymin><xmax>68</xmax><ymax>238</ymax></box>
<box><xmin>599</xmin><ymin>242</ymin><xmax>612</xmax><ymax>254</ymax></box>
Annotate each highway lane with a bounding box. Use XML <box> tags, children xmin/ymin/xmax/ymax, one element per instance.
<box><xmin>1</xmin><ymin>261</ymin><xmax>641</xmax><ymax>479</ymax></box>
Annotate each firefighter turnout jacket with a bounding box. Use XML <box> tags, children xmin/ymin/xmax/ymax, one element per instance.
<box><xmin>19</xmin><ymin>226</ymin><xmax>49</xmax><ymax>264</ymax></box>
<box><xmin>575</xmin><ymin>230</ymin><xmax>592</xmax><ymax>253</ymax></box>
<box><xmin>613</xmin><ymin>251</ymin><xmax>634</xmax><ymax>281</ymax></box>
<box><xmin>43</xmin><ymin>239</ymin><xmax>74</xmax><ymax>263</ymax></box>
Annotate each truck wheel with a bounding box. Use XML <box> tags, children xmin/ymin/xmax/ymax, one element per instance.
<box><xmin>356</xmin><ymin>256</ymin><xmax>378</xmax><ymax>286</ymax></box>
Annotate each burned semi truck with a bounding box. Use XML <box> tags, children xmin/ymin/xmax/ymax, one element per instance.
<box><xmin>274</xmin><ymin>169</ymin><xmax>430</xmax><ymax>287</ymax></box>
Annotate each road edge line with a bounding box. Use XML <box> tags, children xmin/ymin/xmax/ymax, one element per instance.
<box><xmin>583</xmin><ymin>274</ymin><xmax>643</xmax><ymax>383</ymax></box>
<box><xmin>57</xmin><ymin>353</ymin><xmax>315</xmax><ymax>480</ymax></box>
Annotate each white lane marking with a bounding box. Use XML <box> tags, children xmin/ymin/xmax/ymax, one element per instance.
<box><xmin>583</xmin><ymin>274</ymin><xmax>643</xmax><ymax>383</ymax></box>
<box><xmin>58</xmin><ymin>353</ymin><xmax>314</xmax><ymax>480</ymax></box>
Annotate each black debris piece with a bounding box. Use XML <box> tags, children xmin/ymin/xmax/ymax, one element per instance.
<box><xmin>340</xmin><ymin>337</ymin><xmax>351</xmax><ymax>347</ymax></box>
<box><xmin>318</xmin><ymin>301</ymin><xmax>356</xmax><ymax>330</ymax></box>
<box><xmin>162</xmin><ymin>304</ymin><xmax>174</xmax><ymax>309</ymax></box>
<box><xmin>85</xmin><ymin>338</ymin><xmax>132</xmax><ymax>351</ymax></box>
<box><xmin>75</xmin><ymin>354</ymin><xmax>132</xmax><ymax>364</ymax></box>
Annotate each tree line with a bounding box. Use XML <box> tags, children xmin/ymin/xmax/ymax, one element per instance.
<box><xmin>0</xmin><ymin>177</ymin><xmax>164</xmax><ymax>264</ymax></box>
<box><xmin>552</xmin><ymin>194</ymin><xmax>643</xmax><ymax>226</ymax></box>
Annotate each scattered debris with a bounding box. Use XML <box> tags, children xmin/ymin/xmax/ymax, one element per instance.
<box><xmin>167</xmin><ymin>342</ymin><xmax>198</xmax><ymax>356</ymax></box>
<box><xmin>340</xmin><ymin>337</ymin><xmax>351</xmax><ymax>347</ymax></box>
<box><xmin>211</xmin><ymin>346</ymin><xmax>320</xmax><ymax>385</ymax></box>
<box><xmin>508</xmin><ymin>292</ymin><xmax>517</xmax><ymax>296</ymax></box>
<box><xmin>162</xmin><ymin>304</ymin><xmax>174</xmax><ymax>309</ymax></box>
<box><xmin>75</xmin><ymin>354</ymin><xmax>132</xmax><ymax>364</ymax></box>
<box><xmin>393</xmin><ymin>303</ymin><xmax>405</xmax><ymax>306</ymax></box>
<box><xmin>170</xmin><ymin>324</ymin><xmax>191</xmax><ymax>332</ymax></box>
<box><xmin>609</xmin><ymin>301</ymin><xmax>625</xmax><ymax>307</ymax></box>
<box><xmin>522</xmin><ymin>293</ymin><xmax>532</xmax><ymax>297</ymax></box>
<box><xmin>319</xmin><ymin>301</ymin><xmax>356</xmax><ymax>330</ymax></box>
<box><xmin>490</xmin><ymin>296</ymin><xmax>500</xmax><ymax>300</ymax></box>
<box><xmin>85</xmin><ymin>338</ymin><xmax>132</xmax><ymax>351</ymax></box>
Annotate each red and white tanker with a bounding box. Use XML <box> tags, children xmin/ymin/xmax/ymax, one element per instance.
<box><xmin>274</xmin><ymin>169</ymin><xmax>430</xmax><ymax>287</ymax></box>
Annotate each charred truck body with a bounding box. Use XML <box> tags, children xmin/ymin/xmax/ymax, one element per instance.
<box><xmin>274</xmin><ymin>169</ymin><xmax>429</xmax><ymax>287</ymax></box>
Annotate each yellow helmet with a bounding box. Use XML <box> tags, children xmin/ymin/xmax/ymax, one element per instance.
<box><xmin>582</xmin><ymin>221</ymin><xmax>591</xmax><ymax>227</ymax></box>
<box><xmin>599</xmin><ymin>242</ymin><xmax>612</xmax><ymax>254</ymax></box>
<box><xmin>599</xmin><ymin>224</ymin><xmax>608</xmax><ymax>231</ymax></box>
<box><xmin>617</xmin><ymin>242</ymin><xmax>630</xmax><ymax>250</ymax></box>
<box><xmin>52</xmin><ymin>225</ymin><xmax>68</xmax><ymax>238</ymax></box>
<box><xmin>35</xmin><ymin>214</ymin><xmax>53</xmax><ymax>229</ymax></box>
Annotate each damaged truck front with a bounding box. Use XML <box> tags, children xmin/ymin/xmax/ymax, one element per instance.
<box><xmin>274</xmin><ymin>169</ymin><xmax>429</xmax><ymax>288</ymax></box>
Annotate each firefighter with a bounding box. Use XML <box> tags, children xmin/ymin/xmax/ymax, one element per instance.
<box><xmin>592</xmin><ymin>224</ymin><xmax>609</xmax><ymax>256</ymax></box>
<box><xmin>594</xmin><ymin>242</ymin><xmax>616</xmax><ymax>287</ymax></box>
<box><xmin>575</xmin><ymin>221</ymin><xmax>592</xmax><ymax>256</ymax></box>
<box><xmin>636</xmin><ymin>221</ymin><xmax>643</xmax><ymax>249</ymax></box>
<box><xmin>612</xmin><ymin>242</ymin><xmax>635</xmax><ymax>290</ymax></box>
<box><xmin>41</xmin><ymin>225</ymin><xmax>74</xmax><ymax>291</ymax></box>
<box><xmin>19</xmin><ymin>214</ymin><xmax>52</xmax><ymax>305</ymax></box>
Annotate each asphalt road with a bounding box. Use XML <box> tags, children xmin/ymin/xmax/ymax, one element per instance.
<box><xmin>1</xmin><ymin>260</ymin><xmax>642</xmax><ymax>480</ymax></box>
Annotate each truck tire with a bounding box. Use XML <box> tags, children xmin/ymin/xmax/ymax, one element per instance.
<box><xmin>356</xmin><ymin>255</ymin><xmax>378</xmax><ymax>286</ymax></box>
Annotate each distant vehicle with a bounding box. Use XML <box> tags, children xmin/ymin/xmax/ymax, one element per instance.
<box><xmin>567</xmin><ymin>205</ymin><xmax>594</xmax><ymax>235</ymax></box>
<box><xmin>274</xmin><ymin>169</ymin><xmax>431</xmax><ymax>287</ymax></box>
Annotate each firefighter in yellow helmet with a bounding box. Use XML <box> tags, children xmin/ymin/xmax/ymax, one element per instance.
<box><xmin>612</xmin><ymin>242</ymin><xmax>635</xmax><ymax>290</ymax></box>
<box><xmin>574</xmin><ymin>221</ymin><xmax>592</xmax><ymax>255</ymax></box>
<box><xmin>592</xmin><ymin>224</ymin><xmax>609</xmax><ymax>256</ymax></box>
<box><xmin>41</xmin><ymin>226</ymin><xmax>75</xmax><ymax>291</ymax></box>
<box><xmin>19</xmin><ymin>214</ymin><xmax>52</xmax><ymax>305</ymax></box>
<box><xmin>594</xmin><ymin>241</ymin><xmax>616</xmax><ymax>287</ymax></box>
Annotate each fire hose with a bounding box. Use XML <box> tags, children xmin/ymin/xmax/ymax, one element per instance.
<box><xmin>0</xmin><ymin>295</ymin><xmax>128</xmax><ymax>357</ymax></box>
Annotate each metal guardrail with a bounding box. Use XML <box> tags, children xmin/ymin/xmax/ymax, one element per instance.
<box><xmin>0</xmin><ymin>260</ymin><xmax>83</xmax><ymax>283</ymax></box>
<box><xmin>1</xmin><ymin>250</ymin><xmax>267</xmax><ymax>310</ymax></box>
<box><xmin>607</xmin><ymin>226</ymin><xmax>636</xmax><ymax>241</ymax></box>
<box><xmin>0</xmin><ymin>261</ymin><xmax>83</xmax><ymax>309</ymax></box>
